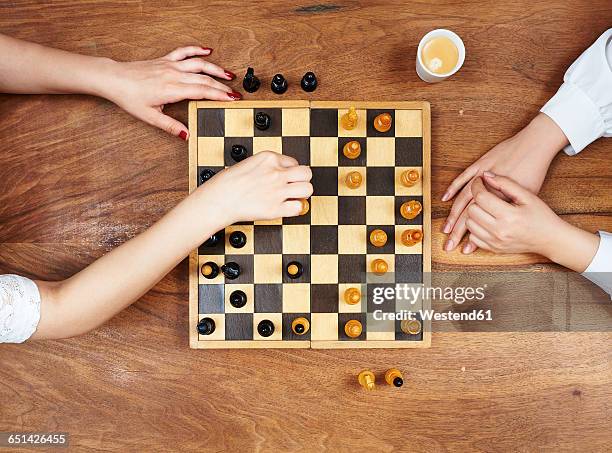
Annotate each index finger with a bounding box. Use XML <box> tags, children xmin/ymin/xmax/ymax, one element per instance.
<box><xmin>471</xmin><ymin>177</ymin><xmax>513</xmax><ymax>217</ymax></box>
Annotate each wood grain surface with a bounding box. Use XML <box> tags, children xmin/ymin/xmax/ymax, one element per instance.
<box><xmin>0</xmin><ymin>1</ymin><xmax>610</xmax><ymax>451</ymax></box>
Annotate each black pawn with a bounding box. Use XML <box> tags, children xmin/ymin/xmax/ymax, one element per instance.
<box><xmin>229</xmin><ymin>231</ymin><xmax>247</xmax><ymax>249</ymax></box>
<box><xmin>242</xmin><ymin>67</ymin><xmax>260</xmax><ymax>93</ymax></box>
<box><xmin>271</xmin><ymin>74</ymin><xmax>288</xmax><ymax>94</ymax></box>
<box><xmin>204</xmin><ymin>232</ymin><xmax>221</xmax><ymax>247</ymax></box>
<box><xmin>257</xmin><ymin>319</ymin><xmax>275</xmax><ymax>337</ymax></box>
<box><xmin>294</xmin><ymin>323</ymin><xmax>305</xmax><ymax>334</ymax></box>
<box><xmin>231</xmin><ymin>144</ymin><xmax>248</xmax><ymax>162</ymax></box>
<box><xmin>301</xmin><ymin>72</ymin><xmax>318</xmax><ymax>92</ymax></box>
<box><xmin>229</xmin><ymin>290</ymin><xmax>247</xmax><ymax>308</ymax></box>
<box><xmin>200</xmin><ymin>168</ymin><xmax>215</xmax><ymax>183</ymax></box>
<box><xmin>393</xmin><ymin>377</ymin><xmax>404</xmax><ymax>388</ymax></box>
<box><xmin>197</xmin><ymin>317</ymin><xmax>216</xmax><ymax>335</ymax></box>
<box><xmin>221</xmin><ymin>261</ymin><xmax>241</xmax><ymax>280</ymax></box>
<box><xmin>254</xmin><ymin>112</ymin><xmax>271</xmax><ymax>131</ymax></box>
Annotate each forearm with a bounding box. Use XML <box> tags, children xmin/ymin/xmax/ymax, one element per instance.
<box><xmin>34</xmin><ymin>189</ymin><xmax>229</xmax><ymax>339</ymax></box>
<box><xmin>542</xmin><ymin>220</ymin><xmax>600</xmax><ymax>273</ymax></box>
<box><xmin>0</xmin><ymin>33</ymin><xmax>113</xmax><ymax>96</ymax></box>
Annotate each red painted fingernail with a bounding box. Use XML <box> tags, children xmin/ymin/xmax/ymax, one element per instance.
<box><xmin>179</xmin><ymin>130</ymin><xmax>188</xmax><ymax>140</ymax></box>
<box><xmin>224</xmin><ymin>71</ymin><xmax>236</xmax><ymax>80</ymax></box>
<box><xmin>201</xmin><ymin>47</ymin><xmax>213</xmax><ymax>54</ymax></box>
<box><xmin>227</xmin><ymin>91</ymin><xmax>242</xmax><ymax>100</ymax></box>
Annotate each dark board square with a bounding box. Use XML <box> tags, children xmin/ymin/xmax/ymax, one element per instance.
<box><xmin>311</xmin><ymin>284</ymin><xmax>339</xmax><ymax>312</ymax></box>
<box><xmin>396</xmin><ymin>138</ymin><xmax>423</xmax><ymax>166</ymax></box>
<box><xmin>366</xmin><ymin>225</ymin><xmax>395</xmax><ymax>254</ymax></box>
<box><xmin>282</xmin><ymin>313</ymin><xmax>311</xmax><ymax>341</ymax></box>
<box><xmin>254</xmin><ymin>108</ymin><xmax>282</xmax><ymax>136</ymax></box>
<box><xmin>283</xmin><ymin>209</ymin><xmax>311</xmax><ymax>225</ymax></box>
<box><xmin>198</xmin><ymin>229</ymin><xmax>225</xmax><ymax>255</ymax></box>
<box><xmin>198</xmin><ymin>284</ymin><xmax>225</xmax><ymax>314</ymax></box>
<box><xmin>311</xmin><ymin>167</ymin><xmax>338</xmax><ymax>196</ymax></box>
<box><xmin>338</xmin><ymin>196</ymin><xmax>366</xmax><ymax>225</ymax></box>
<box><xmin>366</xmin><ymin>167</ymin><xmax>395</xmax><ymax>196</ymax></box>
<box><xmin>225</xmin><ymin>313</ymin><xmax>253</xmax><ymax>340</ymax></box>
<box><xmin>338</xmin><ymin>254</ymin><xmax>366</xmax><ymax>283</ymax></box>
<box><xmin>282</xmin><ymin>137</ymin><xmax>310</xmax><ymax>165</ymax></box>
<box><xmin>395</xmin><ymin>312</ymin><xmax>424</xmax><ymax>341</ymax></box>
<box><xmin>395</xmin><ymin>195</ymin><xmax>424</xmax><ymax>225</ymax></box>
<box><xmin>366</xmin><ymin>283</ymin><xmax>396</xmax><ymax>314</ymax></box>
<box><xmin>395</xmin><ymin>254</ymin><xmax>423</xmax><ymax>283</ymax></box>
<box><xmin>338</xmin><ymin>137</ymin><xmax>367</xmax><ymax>167</ymax></box>
<box><xmin>198</xmin><ymin>108</ymin><xmax>224</xmax><ymax>137</ymax></box>
<box><xmin>254</xmin><ymin>225</ymin><xmax>283</xmax><ymax>254</ymax></box>
<box><xmin>254</xmin><ymin>284</ymin><xmax>282</xmax><ymax>312</ymax></box>
<box><xmin>282</xmin><ymin>254</ymin><xmax>311</xmax><ymax>283</ymax></box>
<box><xmin>197</xmin><ymin>166</ymin><xmax>224</xmax><ymax>187</ymax></box>
<box><xmin>310</xmin><ymin>109</ymin><xmax>338</xmax><ymax>137</ymax></box>
<box><xmin>338</xmin><ymin>312</ymin><xmax>367</xmax><ymax>340</ymax></box>
<box><xmin>224</xmin><ymin>137</ymin><xmax>253</xmax><ymax>166</ymax></box>
<box><xmin>311</xmin><ymin>225</ymin><xmax>338</xmax><ymax>254</ymax></box>
<box><xmin>367</xmin><ymin>109</ymin><xmax>395</xmax><ymax>137</ymax></box>
<box><xmin>224</xmin><ymin>255</ymin><xmax>254</xmax><ymax>284</ymax></box>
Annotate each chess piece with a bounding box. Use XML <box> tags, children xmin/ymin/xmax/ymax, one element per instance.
<box><xmin>200</xmin><ymin>168</ymin><xmax>215</xmax><ymax>183</ymax></box>
<box><xmin>344</xmin><ymin>287</ymin><xmax>361</xmax><ymax>305</ymax></box>
<box><xmin>257</xmin><ymin>319</ymin><xmax>275</xmax><ymax>337</ymax></box>
<box><xmin>254</xmin><ymin>111</ymin><xmax>271</xmax><ymax>131</ymax></box>
<box><xmin>286</xmin><ymin>261</ymin><xmax>303</xmax><ymax>279</ymax></box>
<box><xmin>201</xmin><ymin>262</ymin><xmax>219</xmax><ymax>279</ymax></box>
<box><xmin>229</xmin><ymin>231</ymin><xmax>247</xmax><ymax>249</ymax></box>
<box><xmin>300</xmin><ymin>71</ymin><xmax>318</xmax><ymax>92</ymax></box>
<box><xmin>358</xmin><ymin>370</ymin><xmax>375</xmax><ymax>390</ymax></box>
<box><xmin>401</xmin><ymin>229</ymin><xmax>423</xmax><ymax>247</ymax></box>
<box><xmin>345</xmin><ymin>171</ymin><xmax>362</xmax><ymax>189</ymax></box>
<box><xmin>197</xmin><ymin>317</ymin><xmax>216</xmax><ymax>335</ymax></box>
<box><xmin>400</xmin><ymin>319</ymin><xmax>422</xmax><ymax>335</ymax></box>
<box><xmin>221</xmin><ymin>262</ymin><xmax>241</xmax><ymax>280</ymax></box>
<box><xmin>203</xmin><ymin>232</ymin><xmax>221</xmax><ymax>247</ymax></box>
<box><xmin>374</xmin><ymin>112</ymin><xmax>392</xmax><ymax>132</ymax></box>
<box><xmin>229</xmin><ymin>290</ymin><xmax>247</xmax><ymax>308</ymax></box>
<box><xmin>342</xmin><ymin>140</ymin><xmax>361</xmax><ymax>159</ymax></box>
<box><xmin>385</xmin><ymin>368</ymin><xmax>404</xmax><ymax>388</ymax></box>
<box><xmin>344</xmin><ymin>319</ymin><xmax>363</xmax><ymax>338</ymax></box>
<box><xmin>400</xmin><ymin>169</ymin><xmax>420</xmax><ymax>187</ymax></box>
<box><xmin>242</xmin><ymin>67</ymin><xmax>260</xmax><ymax>93</ymax></box>
<box><xmin>369</xmin><ymin>229</ymin><xmax>387</xmax><ymax>247</ymax></box>
<box><xmin>271</xmin><ymin>74</ymin><xmax>288</xmax><ymax>94</ymax></box>
<box><xmin>400</xmin><ymin>200</ymin><xmax>423</xmax><ymax>220</ymax></box>
<box><xmin>231</xmin><ymin>144</ymin><xmax>248</xmax><ymax>162</ymax></box>
<box><xmin>341</xmin><ymin>106</ymin><xmax>358</xmax><ymax>130</ymax></box>
<box><xmin>292</xmin><ymin>317</ymin><xmax>310</xmax><ymax>335</ymax></box>
<box><xmin>371</xmin><ymin>258</ymin><xmax>388</xmax><ymax>275</ymax></box>
<box><xmin>300</xmin><ymin>199</ymin><xmax>310</xmax><ymax>215</ymax></box>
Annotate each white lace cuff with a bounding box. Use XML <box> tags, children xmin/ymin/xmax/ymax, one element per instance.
<box><xmin>0</xmin><ymin>275</ymin><xmax>41</xmax><ymax>343</ymax></box>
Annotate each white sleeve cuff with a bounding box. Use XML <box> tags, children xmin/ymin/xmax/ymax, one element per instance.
<box><xmin>541</xmin><ymin>82</ymin><xmax>606</xmax><ymax>155</ymax></box>
<box><xmin>582</xmin><ymin>231</ymin><xmax>612</xmax><ymax>298</ymax></box>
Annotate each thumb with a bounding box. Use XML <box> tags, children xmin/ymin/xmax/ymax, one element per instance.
<box><xmin>147</xmin><ymin>109</ymin><xmax>188</xmax><ymax>140</ymax></box>
<box><xmin>482</xmin><ymin>172</ymin><xmax>530</xmax><ymax>205</ymax></box>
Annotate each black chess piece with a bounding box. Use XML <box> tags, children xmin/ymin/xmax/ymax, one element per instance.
<box><xmin>294</xmin><ymin>322</ymin><xmax>305</xmax><ymax>334</ymax></box>
<box><xmin>197</xmin><ymin>317</ymin><xmax>216</xmax><ymax>335</ymax></box>
<box><xmin>392</xmin><ymin>377</ymin><xmax>404</xmax><ymax>387</ymax></box>
<box><xmin>242</xmin><ymin>67</ymin><xmax>260</xmax><ymax>93</ymax></box>
<box><xmin>229</xmin><ymin>290</ymin><xmax>247</xmax><ymax>308</ymax></box>
<box><xmin>231</xmin><ymin>144</ymin><xmax>248</xmax><ymax>162</ymax></box>
<box><xmin>229</xmin><ymin>231</ymin><xmax>247</xmax><ymax>248</ymax></box>
<box><xmin>221</xmin><ymin>262</ymin><xmax>241</xmax><ymax>280</ymax></box>
<box><xmin>257</xmin><ymin>319</ymin><xmax>275</xmax><ymax>337</ymax></box>
<box><xmin>301</xmin><ymin>71</ymin><xmax>318</xmax><ymax>92</ymax></box>
<box><xmin>271</xmin><ymin>74</ymin><xmax>288</xmax><ymax>94</ymax></box>
<box><xmin>200</xmin><ymin>168</ymin><xmax>215</xmax><ymax>183</ymax></box>
<box><xmin>254</xmin><ymin>112</ymin><xmax>271</xmax><ymax>131</ymax></box>
<box><xmin>286</xmin><ymin>261</ymin><xmax>303</xmax><ymax>279</ymax></box>
<box><xmin>201</xmin><ymin>261</ymin><xmax>220</xmax><ymax>279</ymax></box>
<box><xmin>204</xmin><ymin>232</ymin><xmax>222</xmax><ymax>247</ymax></box>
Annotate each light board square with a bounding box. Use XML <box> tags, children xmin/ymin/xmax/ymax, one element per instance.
<box><xmin>311</xmin><ymin>196</ymin><xmax>338</xmax><ymax>225</ymax></box>
<box><xmin>282</xmin><ymin>108</ymin><xmax>310</xmax><ymax>136</ymax></box>
<box><xmin>198</xmin><ymin>313</ymin><xmax>225</xmax><ymax>341</ymax></box>
<box><xmin>225</xmin><ymin>109</ymin><xmax>254</xmax><ymax>137</ymax></box>
<box><xmin>395</xmin><ymin>225</ymin><xmax>423</xmax><ymax>254</ymax></box>
<box><xmin>282</xmin><ymin>225</ymin><xmax>310</xmax><ymax>254</ymax></box>
<box><xmin>366</xmin><ymin>318</ymin><xmax>395</xmax><ymax>341</ymax></box>
<box><xmin>282</xmin><ymin>283</ymin><xmax>310</xmax><ymax>313</ymax></box>
<box><xmin>197</xmin><ymin>137</ymin><xmax>225</xmax><ymax>166</ymax></box>
<box><xmin>338</xmin><ymin>225</ymin><xmax>367</xmax><ymax>254</ymax></box>
<box><xmin>337</xmin><ymin>108</ymin><xmax>367</xmax><ymax>137</ymax></box>
<box><xmin>253</xmin><ymin>136</ymin><xmax>282</xmax><ymax>155</ymax></box>
<box><xmin>395</xmin><ymin>167</ymin><xmax>423</xmax><ymax>196</ymax></box>
<box><xmin>224</xmin><ymin>284</ymin><xmax>254</xmax><ymax>313</ymax></box>
<box><xmin>338</xmin><ymin>167</ymin><xmax>367</xmax><ymax>196</ymax></box>
<box><xmin>366</xmin><ymin>138</ymin><xmax>395</xmax><ymax>166</ymax></box>
<box><xmin>311</xmin><ymin>254</ymin><xmax>338</xmax><ymax>284</ymax></box>
<box><xmin>395</xmin><ymin>109</ymin><xmax>423</xmax><ymax>137</ymax></box>
<box><xmin>310</xmin><ymin>137</ymin><xmax>338</xmax><ymax>166</ymax></box>
<box><xmin>311</xmin><ymin>313</ymin><xmax>339</xmax><ymax>340</ymax></box>
<box><xmin>366</xmin><ymin>196</ymin><xmax>395</xmax><ymax>225</ymax></box>
<box><xmin>224</xmin><ymin>225</ymin><xmax>254</xmax><ymax>255</ymax></box>
<box><xmin>198</xmin><ymin>255</ymin><xmax>224</xmax><ymax>284</ymax></box>
<box><xmin>254</xmin><ymin>254</ymin><xmax>282</xmax><ymax>283</ymax></box>
<box><xmin>253</xmin><ymin>313</ymin><xmax>282</xmax><ymax>340</ymax></box>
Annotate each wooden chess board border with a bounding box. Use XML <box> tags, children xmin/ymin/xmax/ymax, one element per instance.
<box><xmin>188</xmin><ymin>100</ymin><xmax>431</xmax><ymax>349</ymax></box>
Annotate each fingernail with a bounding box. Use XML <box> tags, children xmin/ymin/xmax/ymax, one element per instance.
<box><xmin>444</xmin><ymin>239</ymin><xmax>454</xmax><ymax>252</ymax></box>
<box><xmin>201</xmin><ymin>47</ymin><xmax>213</xmax><ymax>54</ymax></box>
<box><xmin>179</xmin><ymin>130</ymin><xmax>188</xmax><ymax>141</ymax></box>
<box><xmin>483</xmin><ymin>171</ymin><xmax>495</xmax><ymax>178</ymax></box>
<box><xmin>443</xmin><ymin>222</ymin><xmax>452</xmax><ymax>234</ymax></box>
<box><xmin>442</xmin><ymin>191</ymin><xmax>450</xmax><ymax>202</ymax></box>
<box><xmin>462</xmin><ymin>243</ymin><xmax>474</xmax><ymax>254</ymax></box>
<box><xmin>224</xmin><ymin>70</ymin><xmax>236</xmax><ymax>80</ymax></box>
<box><xmin>227</xmin><ymin>91</ymin><xmax>242</xmax><ymax>100</ymax></box>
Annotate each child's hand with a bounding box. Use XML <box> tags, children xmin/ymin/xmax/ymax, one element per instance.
<box><xmin>442</xmin><ymin>113</ymin><xmax>568</xmax><ymax>253</ymax></box>
<box><xmin>104</xmin><ymin>46</ymin><xmax>241</xmax><ymax>140</ymax></box>
<box><xmin>197</xmin><ymin>151</ymin><xmax>313</xmax><ymax>225</ymax></box>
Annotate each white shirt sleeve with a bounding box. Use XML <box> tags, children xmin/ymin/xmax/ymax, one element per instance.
<box><xmin>0</xmin><ymin>275</ymin><xmax>41</xmax><ymax>343</ymax></box>
<box><xmin>582</xmin><ymin>231</ymin><xmax>612</xmax><ymax>298</ymax></box>
<box><xmin>541</xmin><ymin>29</ymin><xmax>612</xmax><ymax>155</ymax></box>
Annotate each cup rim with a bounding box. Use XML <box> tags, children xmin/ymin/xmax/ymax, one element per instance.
<box><xmin>417</xmin><ymin>29</ymin><xmax>466</xmax><ymax>78</ymax></box>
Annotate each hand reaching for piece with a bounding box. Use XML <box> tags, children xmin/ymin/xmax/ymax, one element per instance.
<box><xmin>442</xmin><ymin>113</ymin><xmax>569</xmax><ymax>253</ymax></box>
<box><xmin>466</xmin><ymin>173</ymin><xmax>599</xmax><ymax>272</ymax></box>
<box><xmin>102</xmin><ymin>46</ymin><xmax>241</xmax><ymax>140</ymax></box>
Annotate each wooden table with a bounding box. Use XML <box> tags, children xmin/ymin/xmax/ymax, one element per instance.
<box><xmin>1</xmin><ymin>1</ymin><xmax>610</xmax><ymax>451</ymax></box>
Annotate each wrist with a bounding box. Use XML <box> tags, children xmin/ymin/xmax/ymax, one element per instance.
<box><xmin>541</xmin><ymin>219</ymin><xmax>599</xmax><ymax>272</ymax></box>
<box><xmin>519</xmin><ymin>113</ymin><xmax>569</xmax><ymax>161</ymax></box>
<box><xmin>87</xmin><ymin>57</ymin><xmax>123</xmax><ymax>101</ymax></box>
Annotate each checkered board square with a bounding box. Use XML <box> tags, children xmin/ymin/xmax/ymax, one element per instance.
<box><xmin>188</xmin><ymin>101</ymin><xmax>431</xmax><ymax>349</ymax></box>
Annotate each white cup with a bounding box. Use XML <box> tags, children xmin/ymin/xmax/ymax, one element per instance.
<box><xmin>416</xmin><ymin>29</ymin><xmax>465</xmax><ymax>83</ymax></box>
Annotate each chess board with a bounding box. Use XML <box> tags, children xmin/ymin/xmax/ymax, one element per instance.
<box><xmin>188</xmin><ymin>101</ymin><xmax>431</xmax><ymax>349</ymax></box>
